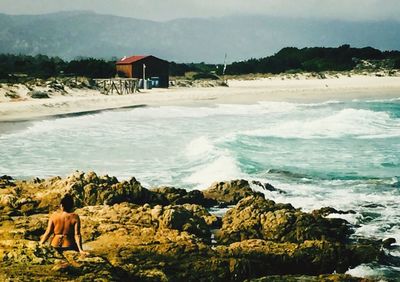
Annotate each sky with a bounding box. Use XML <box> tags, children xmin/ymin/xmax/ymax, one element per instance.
<box><xmin>0</xmin><ymin>0</ymin><xmax>400</xmax><ymax>21</ymax></box>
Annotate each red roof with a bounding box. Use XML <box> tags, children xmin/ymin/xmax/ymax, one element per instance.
<box><xmin>116</xmin><ymin>55</ymin><xmax>149</xmax><ymax>65</ymax></box>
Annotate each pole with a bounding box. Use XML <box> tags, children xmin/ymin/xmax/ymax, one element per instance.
<box><xmin>143</xmin><ymin>64</ymin><xmax>147</xmax><ymax>90</ymax></box>
<box><xmin>222</xmin><ymin>53</ymin><xmax>228</xmax><ymax>83</ymax></box>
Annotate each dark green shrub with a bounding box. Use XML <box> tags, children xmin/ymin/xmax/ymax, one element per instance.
<box><xmin>192</xmin><ymin>72</ymin><xmax>220</xmax><ymax>80</ymax></box>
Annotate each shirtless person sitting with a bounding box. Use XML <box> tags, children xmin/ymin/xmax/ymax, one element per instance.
<box><xmin>40</xmin><ymin>194</ymin><xmax>87</xmax><ymax>255</ymax></box>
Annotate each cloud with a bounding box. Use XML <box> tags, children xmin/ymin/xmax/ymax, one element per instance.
<box><xmin>1</xmin><ymin>0</ymin><xmax>400</xmax><ymax>21</ymax></box>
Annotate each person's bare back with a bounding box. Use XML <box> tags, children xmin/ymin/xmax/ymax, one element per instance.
<box><xmin>40</xmin><ymin>194</ymin><xmax>87</xmax><ymax>255</ymax></box>
<box><xmin>50</xmin><ymin>211</ymin><xmax>79</xmax><ymax>249</ymax></box>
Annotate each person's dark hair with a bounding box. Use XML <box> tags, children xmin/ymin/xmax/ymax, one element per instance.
<box><xmin>61</xmin><ymin>194</ymin><xmax>74</xmax><ymax>212</ymax></box>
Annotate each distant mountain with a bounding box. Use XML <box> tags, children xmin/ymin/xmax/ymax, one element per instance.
<box><xmin>0</xmin><ymin>11</ymin><xmax>399</xmax><ymax>63</ymax></box>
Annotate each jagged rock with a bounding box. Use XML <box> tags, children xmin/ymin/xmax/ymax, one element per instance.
<box><xmin>202</xmin><ymin>179</ymin><xmax>261</xmax><ymax>206</ymax></box>
<box><xmin>75</xmin><ymin>202</ymin><xmax>213</xmax><ymax>242</ymax></box>
<box><xmin>362</xmin><ymin>203</ymin><xmax>386</xmax><ymax>208</ymax></box>
<box><xmin>0</xmin><ymin>171</ymin><xmax>219</xmax><ymax>216</ymax></box>
<box><xmin>0</xmin><ymin>240</ymin><xmax>130</xmax><ymax>281</ymax></box>
<box><xmin>312</xmin><ymin>207</ymin><xmax>356</xmax><ymax>217</ymax></box>
<box><xmin>182</xmin><ymin>203</ymin><xmax>221</xmax><ymax>228</ymax></box>
<box><xmin>251</xmin><ymin>180</ymin><xmax>285</xmax><ymax>194</ymax></box>
<box><xmin>0</xmin><ymin>235</ymin><xmax>381</xmax><ymax>282</ymax></box>
<box><xmin>382</xmin><ymin>237</ymin><xmax>396</xmax><ymax>248</ymax></box>
<box><xmin>151</xmin><ymin>186</ymin><xmax>217</xmax><ymax>207</ymax></box>
<box><xmin>219</xmin><ymin>239</ymin><xmax>381</xmax><ymax>277</ymax></box>
<box><xmin>0</xmin><ymin>173</ymin><xmax>389</xmax><ymax>281</ymax></box>
<box><xmin>89</xmin><ymin>237</ymin><xmax>380</xmax><ymax>281</ymax></box>
<box><xmin>216</xmin><ymin>195</ymin><xmax>352</xmax><ymax>244</ymax></box>
<box><xmin>0</xmin><ymin>175</ymin><xmax>15</xmax><ymax>188</ymax></box>
<box><xmin>0</xmin><ymin>188</ymin><xmax>18</xmax><ymax>209</ymax></box>
<box><xmin>1</xmin><ymin>171</ymin><xmax>166</xmax><ymax>214</ymax></box>
<box><xmin>159</xmin><ymin>205</ymin><xmax>211</xmax><ymax>239</ymax></box>
<box><xmin>0</xmin><ymin>184</ymin><xmax>42</xmax><ymax>216</ymax></box>
<box><xmin>0</xmin><ymin>239</ymin><xmax>60</xmax><ymax>265</ymax></box>
<box><xmin>0</xmin><ymin>214</ymin><xmax>48</xmax><ymax>241</ymax></box>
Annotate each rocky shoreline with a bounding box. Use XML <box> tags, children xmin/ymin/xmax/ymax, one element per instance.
<box><xmin>0</xmin><ymin>171</ymin><xmax>395</xmax><ymax>281</ymax></box>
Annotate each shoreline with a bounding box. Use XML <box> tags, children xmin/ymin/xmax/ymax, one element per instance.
<box><xmin>0</xmin><ymin>75</ymin><xmax>400</xmax><ymax>123</ymax></box>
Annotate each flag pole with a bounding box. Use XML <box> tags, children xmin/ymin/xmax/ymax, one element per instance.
<box><xmin>223</xmin><ymin>53</ymin><xmax>227</xmax><ymax>84</ymax></box>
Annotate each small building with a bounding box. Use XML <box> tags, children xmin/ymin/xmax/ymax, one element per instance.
<box><xmin>116</xmin><ymin>55</ymin><xmax>169</xmax><ymax>88</ymax></box>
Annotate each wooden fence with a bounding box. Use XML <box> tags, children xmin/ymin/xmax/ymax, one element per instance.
<box><xmin>93</xmin><ymin>78</ymin><xmax>139</xmax><ymax>95</ymax></box>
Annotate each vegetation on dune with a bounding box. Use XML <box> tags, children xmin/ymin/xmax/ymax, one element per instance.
<box><xmin>0</xmin><ymin>54</ymin><xmax>116</xmax><ymax>80</ymax></box>
<box><xmin>63</xmin><ymin>58</ymin><xmax>116</xmax><ymax>78</ymax></box>
<box><xmin>169</xmin><ymin>62</ymin><xmax>224</xmax><ymax>77</ymax></box>
<box><xmin>226</xmin><ymin>45</ymin><xmax>400</xmax><ymax>75</ymax></box>
<box><xmin>0</xmin><ymin>45</ymin><xmax>399</xmax><ymax>82</ymax></box>
<box><xmin>170</xmin><ymin>45</ymin><xmax>400</xmax><ymax>78</ymax></box>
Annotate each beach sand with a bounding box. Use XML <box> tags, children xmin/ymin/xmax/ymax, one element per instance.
<box><xmin>0</xmin><ymin>74</ymin><xmax>399</xmax><ymax>122</ymax></box>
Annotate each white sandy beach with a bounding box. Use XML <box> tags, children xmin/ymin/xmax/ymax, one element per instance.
<box><xmin>0</xmin><ymin>74</ymin><xmax>399</xmax><ymax>122</ymax></box>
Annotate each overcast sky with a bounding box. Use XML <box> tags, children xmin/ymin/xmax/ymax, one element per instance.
<box><xmin>1</xmin><ymin>0</ymin><xmax>400</xmax><ymax>21</ymax></box>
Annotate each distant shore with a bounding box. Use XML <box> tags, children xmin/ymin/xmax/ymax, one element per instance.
<box><xmin>1</xmin><ymin>74</ymin><xmax>400</xmax><ymax>122</ymax></box>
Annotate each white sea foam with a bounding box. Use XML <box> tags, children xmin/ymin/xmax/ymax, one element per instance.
<box><xmin>241</xmin><ymin>108</ymin><xmax>400</xmax><ymax>139</ymax></box>
<box><xmin>326</xmin><ymin>213</ymin><xmax>360</xmax><ymax>225</ymax></box>
<box><xmin>298</xmin><ymin>100</ymin><xmax>343</xmax><ymax>107</ymax></box>
<box><xmin>0</xmin><ymin>111</ymin><xmax>113</xmax><ymax>139</ymax></box>
<box><xmin>346</xmin><ymin>264</ymin><xmax>381</xmax><ymax>279</ymax></box>
<box><xmin>124</xmin><ymin>106</ymin><xmax>218</xmax><ymax>119</ymax></box>
<box><xmin>363</xmin><ymin>97</ymin><xmax>400</xmax><ymax>103</ymax></box>
<box><xmin>185</xmin><ymin>136</ymin><xmax>214</xmax><ymax>158</ymax></box>
<box><xmin>184</xmin><ymin>154</ymin><xmax>243</xmax><ymax>188</ymax></box>
<box><xmin>347</xmin><ymin>264</ymin><xmax>400</xmax><ymax>281</ymax></box>
<box><xmin>252</xmin><ymin>181</ymin><xmax>329</xmax><ymax>210</ymax></box>
<box><xmin>120</xmin><ymin>102</ymin><xmax>298</xmax><ymax>120</ymax></box>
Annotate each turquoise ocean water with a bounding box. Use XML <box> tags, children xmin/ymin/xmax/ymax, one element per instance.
<box><xmin>0</xmin><ymin>98</ymin><xmax>399</xmax><ymax>279</ymax></box>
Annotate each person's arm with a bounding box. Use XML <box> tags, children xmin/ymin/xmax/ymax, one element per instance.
<box><xmin>74</xmin><ymin>215</ymin><xmax>87</xmax><ymax>254</ymax></box>
<box><xmin>40</xmin><ymin>215</ymin><xmax>54</xmax><ymax>245</ymax></box>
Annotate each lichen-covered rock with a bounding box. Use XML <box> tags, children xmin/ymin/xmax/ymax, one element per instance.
<box><xmin>202</xmin><ymin>179</ymin><xmax>262</xmax><ymax>206</ymax></box>
<box><xmin>217</xmin><ymin>239</ymin><xmax>381</xmax><ymax>277</ymax></box>
<box><xmin>0</xmin><ymin>214</ymin><xmax>48</xmax><ymax>241</ymax></box>
<box><xmin>0</xmin><ymin>172</ymin><xmax>388</xmax><ymax>281</ymax></box>
<box><xmin>77</xmin><ymin>202</ymin><xmax>212</xmax><ymax>242</ymax></box>
<box><xmin>159</xmin><ymin>206</ymin><xmax>210</xmax><ymax>239</ymax></box>
<box><xmin>0</xmin><ymin>239</ymin><xmax>60</xmax><ymax>265</ymax></box>
<box><xmin>216</xmin><ymin>195</ymin><xmax>352</xmax><ymax>244</ymax></box>
<box><xmin>0</xmin><ymin>240</ymin><xmax>130</xmax><ymax>281</ymax></box>
<box><xmin>182</xmin><ymin>203</ymin><xmax>221</xmax><ymax>228</ymax></box>
<box><xmin>48</xmin><ymin>171</ymin><xmax>162</xmax><ymax>208</ymax></box>
<box><xmin>0</xmin><ymin>187</ymin><xmax>19</xmax><ymax>215</ymax></box>
<box><xmin>0</xmin><ymin>175</ymin><xmax>15</xmax><ymax>188</ymax></box>
<box><xmin>0</xmin><ymin>171</ymin><xmax>166</xmax><ymax>214</ymax></box>
<box><xmin>0</xmin><ymin>184</ymin><xmax>41</xmax><ymax>216</ymax></box>
<box><xmin>88</xmin><ymin>237</ymin><xmax>380</xmax><ymax>281</ymax></box>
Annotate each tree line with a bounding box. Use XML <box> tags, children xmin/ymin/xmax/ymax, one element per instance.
<box><xmin>0</xmin><ymin>54</ymin><xmax>116</xmax><ymax>79</ymax></box>
<box><xmin>1</xmin><ymin>45</ymin><xmax>400</xmax><ymax>80</ymax></box>
<box><xmin>226</xmin><ymin>45</ymin><xmax>400</xmax><ymax>75</ymax></box>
